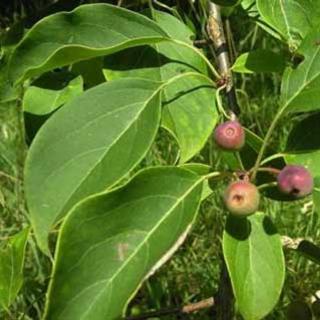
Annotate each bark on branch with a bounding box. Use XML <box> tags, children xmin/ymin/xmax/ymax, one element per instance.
<box><xmin>207</xmin><ymin>2</ymin><xmax>240</xmax><ymax>115</ymax></box>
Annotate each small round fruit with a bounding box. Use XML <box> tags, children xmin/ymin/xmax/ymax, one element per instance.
<box><xmin>277</xmin><ymin>165</ymin><xmax>313</xmax><ymax>198</ymax></box>
<box><xmin>224</xmin><ymin>181</ymin><xmax>260</xmax><ymax>216</ymax></box>
<box><xmin>214</xmin><ymin>120</ymin><xmax>245</xmax><ymax>151</ymax></box>
<box><xmin>286</xmin><ymin>301</ymin><xmax>312</xmax><ymax>320</ymax></box>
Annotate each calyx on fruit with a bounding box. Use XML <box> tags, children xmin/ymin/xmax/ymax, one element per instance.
<box><xmin>224</xmin><ymin>180</ymin><xmax>260</xmax><ymax>217</ymax></box>
<box><xmin>277</xmin><ymin>165</ymin><xmax>313</xmax><ymax>198</ymax></box>
<box><xmin>214</xmin><ymin>120</ymin><xmax>245</xmax><ymax>151</ymax></box>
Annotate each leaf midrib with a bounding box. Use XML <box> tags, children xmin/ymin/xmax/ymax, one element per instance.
<box><xmin>47</xmin><ymin>174</ymin><xmax>203</xmax><ymax>319</ymax></box>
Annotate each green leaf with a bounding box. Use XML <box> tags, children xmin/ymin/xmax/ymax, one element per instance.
<box><xmin>281</xmin><ymin>29</ymin><xmax>320</xmax><ymax>113</ymax></box>
<box><xmin>223</xmin><ymin>213</ymin><xmax>285</xmax><ymax>320</ymax></box>
<box><xmin>256</xmin><ymin>0</ymin><xmax>320</xmax><ymax>47</ymax></box>
<box><xmin>162</xmin><ymin>74</ymin><xmax>217</xmax><ymax>163</ymax></box>
<box><xmin>284</xmin><ymin>112</ymin><xmax>320</xmax><ymax>208</ymax></box>
<box><xmin>104</xmin><ymin>10</ymin><xmax>217</xmax><ymax>162</ymax></box>
<box><xmin>44</xmin><ymin>167</ymin><xmax>203</xmax><ymax>320</ymax></box>
<box><xmin>6</xmin><ymin>4</ymin><xmax>168</xmax><ymax>86</ymax></box>
<box><xmin>179</xmin><ymin>163</ymin><xmax>213</xmax><ymax>200</ymax></box>
<box><xmin>232</xmin><ymin>50</ymin><xmax>286</xmax><ymax>74</ymax></box>
<box><xmin>25</xmin><ymin>78</ymin><xmax>162</xmax><ymax>254</ymax></box>
<box><xmin>23</xmin><ymin>73</ymin><xmax>83</xmax><ymax>115</ymax></box>
<box><xmin>0</xmin><ymin>228</ymin><xmax>29</xmax><ymax>310</ymax></box>
<box><xmin>241</xmin><ymin>0</ymin><xmax>282</xmax><ymax>40</ymax></box>
<box><xmin>212</xmin><ymin>0</ymin><xmax>241</xmax><ymax>6</ymax></box>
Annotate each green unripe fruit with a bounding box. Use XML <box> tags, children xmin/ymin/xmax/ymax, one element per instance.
<box><xmin>286</xmin><ymin>301</ymin><xmax>312</xmax><ymax>320</ymax></box>
<box><xmin>223</xmin><ymin>180</ymin><xmax>260</xmax><ymax>217</ymax></box>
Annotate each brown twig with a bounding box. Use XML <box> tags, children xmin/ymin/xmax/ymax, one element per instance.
<box><xmin>207</xmin><ymin>2</ymin><xmax>240</xmax><ymax>115</ymax></box>
<box><xmin>193</xmin><ymin>39</ymin><xmax>213</xmax><ymax>47</ymax></box>
<box><xmin>125</xmin><ymin>297</ymin><xmax>215</xmax><ymax>320</ymax></box>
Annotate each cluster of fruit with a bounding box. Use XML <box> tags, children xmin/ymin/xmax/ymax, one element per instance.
<box><xmin>214</xmin><ymin>120</ymin><xmax>314</xmax><ymax>217</ymax></box>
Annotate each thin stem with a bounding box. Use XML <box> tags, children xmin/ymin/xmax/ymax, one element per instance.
<box><xmin>257</xmin><ymin>181</ymin><xmax>278</xmax><ymax>191</ymax></box>
<box><xmin>251</xmin><ymin>167</ymin><xmax>281</xmax><ymax>175</ymax></box>
<box><xmin>234</xmin><ymin>152</ymin><xmax>245</xmax><ymax>171</ymax></box>
<box><xmin>0</xmin><ymin>171</ymin><xmax>19</xmax><ymax>181</ymax></box>
<box><xmin>204</xmin><ymin>171</ymin><xmax>222</xmax><ymax>180</ymax></box>
<box><xmin>153</xmin><ymin>0</ymin><xmax>176</xmax><ymax>13</ymax></box>
<box><xmin>251</xmin><ymin>108</ymin><xmax>285</xmax><ymax>181</ymax></box>
<box><xmin>260</xmin><ymin>153</ymin><xmax>285</xmax><ymax>166</ymax></box>
<box><xmin>215</xmin><ymin>85</ymin><xmax>230</xmax><ymax>119</ymax></box>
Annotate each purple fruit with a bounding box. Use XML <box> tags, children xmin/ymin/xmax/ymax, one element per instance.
<box><xmin>224</xmin><ymin>180</ymin><xmax>260</xmax><ymax>216</ymax></box>
<box><xmin>277</xmin><ymin>165</ymin><xmax>313</xmax><ymax>198</ymax></box>
<box><xmin>214</xmin><ymin>120</ymin><xmax>245</xmax><ymax>151</ymax></box>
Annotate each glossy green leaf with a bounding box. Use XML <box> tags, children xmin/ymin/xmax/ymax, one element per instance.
<box><xmin>241</xmin><ymin>0</ymin><xmax>282</xmax><ymax>40</ymax></box>
<box><xmin>232</xmin><ymin>50</ymin><xmax>285</xmax><ymax>74</ymax></box>
<box><xmin>256</xmin><ymin>0</ymin><xmax>320</xmax><ymax>47</ymax></box>
<box><xmin>6</xmin><ymin>4</ymin><xmax>168</xmax><ymax>86</ymax></box>
<box><xmin>0</xmin><ymin>228</ymin><xmax>29</xmax><ymax>310</ymax></box>
<box><xmin>23</xmin><ymin>74</ymin><xmax>83</xmax><ymax>115</ymax></box>
<box><xmin>223</xmin><ymin>213</ymin><xmax>285</xmax><ymax>320</ymax></box>
<box><xmin>179</xmin><ymin>163</ymin><xmax>213</xmax><ymax>200</ymax></box>
<box><xmin>104</xmin><ymin>10</ymin><xmax>217</xmax><ymax>163</ymax></box>
<box><xmin>25</xmin><ymin>78</ymin><xmax>162</xmax><ymax>254</ymax></box>
<box><xmin>162</xmin><ymin>74</ymin><xmax>217</xmax><ymax>163</ymax></box>
<box><xmin>0</xmin><ymin>22</ymin><xmax>25</xmax><ymax>103</ymax></box>
<box><xmin>44</xmin><ymin>167</ymin><xmax>203</xmax><ymax>320</ymax></box>
<box><xmin>281</xmin><ymin>28</ymin><xmax>320</xmax><ymax>113</ymax></box>
<box><xmin>284</xmin><ymin>112</ymin><xmax>320</xmax><ymax>208</ymax></box>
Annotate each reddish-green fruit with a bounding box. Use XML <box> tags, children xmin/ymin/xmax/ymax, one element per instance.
<box><xmin>277</xmin><ymin>165</ymin><xmax>313</xmax><ymax>198</ymax></box>
<box><xmin>224</xmin><ymin>180</ymin><xmax>260</xmax><ymax>216</ymax></box>
<box><xmin>214</xmin><ymin>120</ymin><xmax>245</xmax><ymax>151</ymax></box>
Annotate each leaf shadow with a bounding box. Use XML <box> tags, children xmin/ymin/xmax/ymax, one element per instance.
<box><xmin>104</xmin><ymin>45</ymin><xmax>205</xmax><ymax>75</ymax></box>
<box><xmin>262</xmin><ymin>215</ymin><xmax>278</xmax><ymax>236</ymax></box>
<box><xmin>162</xmin><ymin>84</ymin><xmax>214</xmax><ymax>106</ymax></box>
<box><xmin>225</xmin><ymin>215</ymin><xmax>251</xmax><ymax>241</ymax></box>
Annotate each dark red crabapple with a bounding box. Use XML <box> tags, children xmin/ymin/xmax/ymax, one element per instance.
<box><xmin>224</xmin><ymin>180</ymin><xmax>260</xmax><ymax>217</ymax></box>
<box><xmin>277</xmin><ymin>165</ymin><xmax>313</xmax><ymax>198</ymax></box>
<box><xmin>214</xmin><ymin>120</ymin><xmax>245</xmax><ymax>151</ymax></box>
